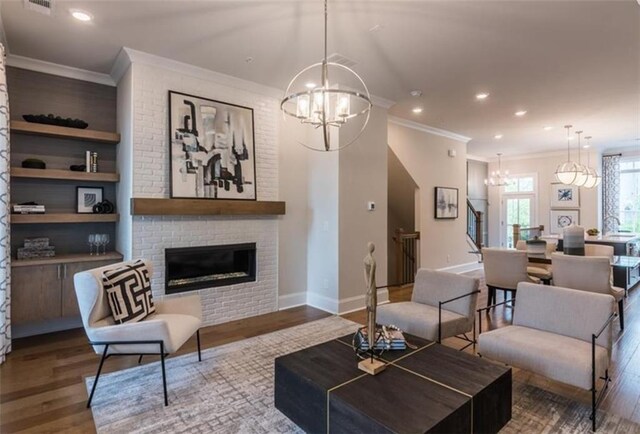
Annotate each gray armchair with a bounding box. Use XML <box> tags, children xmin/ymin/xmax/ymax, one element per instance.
<box><xmin>377</xmin><ymin>269</ymin><xmax>479</xmax><ymax>346</ymax></box>
<box><xmin>73</xmin><ymin>260</ymin><xmax>202</xmax><ymax>407</ymax></box>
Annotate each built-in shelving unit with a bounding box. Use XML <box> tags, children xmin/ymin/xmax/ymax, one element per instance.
<box><xmin>10</xmin><ymin>120</ymin><xmax>121</xmax><ymax>144</ymax></box>
<box><xmin>11</xmin><ymin>167</ymin><xmax>120</xmax><ymax>182</ymax></box>
<box><xmin>131</xmin><ymin>198</ymin><xmax>286</xmax><ymax>216</ymax></box>
<box><xmin>12</xmin><ymin>251</ymin><xmax>124</xmax><ymax>267</ymax></box>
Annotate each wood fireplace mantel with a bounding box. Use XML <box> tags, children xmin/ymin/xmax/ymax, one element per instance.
<box><xmin>130</xmin><ymin>198</ymin><xmax>286</xmax><ymax>216</ymax></box>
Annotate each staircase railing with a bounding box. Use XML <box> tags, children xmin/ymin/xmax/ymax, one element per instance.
<box><xmin>393</xmin><ymin>229</ymin><xmax>420</xmax><ymax>285</ymax></box>
<box><xmin>466</xmin><ymin>199</ymin><xmax>483</xmax><ymax>251</ymax></box>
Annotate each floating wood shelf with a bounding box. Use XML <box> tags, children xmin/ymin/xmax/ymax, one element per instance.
<box><xmin>131</xmin><ymin>198</ymin><xmax>286</xmax><ymax>216</ymax></box>
<box><xmin>10</xmin><ymin>120</ymin><xmax>121</xmax><ymax>144</ymax></box>
<box><xmin>12</xmin><ymin>251</ymin><xmax>123</xmax><ymax>267</ymax></box>
<box><xmin>11</xmin><ymin>213</ymin><xmax>119</xmax><ymax>224</ymax></box>
<box><xmin>11</xmin><ymin>167</ymin><xmax>120</xmax><ymax>183</ymax></box>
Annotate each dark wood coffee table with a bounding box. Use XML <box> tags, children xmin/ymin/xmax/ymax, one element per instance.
<box><xmin>274</xmin><ymin>334</ymin><xmax>511</xmax><ymax>434</ymax></box>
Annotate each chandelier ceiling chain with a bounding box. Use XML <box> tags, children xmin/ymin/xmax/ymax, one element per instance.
<box><xmin>280</xmin><ymin>0</ymin><xmax>373</xmax><ymax>152</ymax></box>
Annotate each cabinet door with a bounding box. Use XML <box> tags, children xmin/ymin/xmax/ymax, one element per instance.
<box><xmin>62</xmin><ymin>260</ymin><xmax>120</xmax><ymax>317</ymax></box>
<box><xmin>11</xmin><ymin>264</ymin><xmax>62</xmax><ymax>325</ymax></box>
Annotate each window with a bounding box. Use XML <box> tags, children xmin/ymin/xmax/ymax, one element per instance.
<box><xmin>619</xmin><ymin>156</ymin><xmax>640</xmax><ymax>232</ymax></box>
<box><xmin>501</xmin><ymin>174</ymin><xmax>537</xmax><ymax>247</ymax></box>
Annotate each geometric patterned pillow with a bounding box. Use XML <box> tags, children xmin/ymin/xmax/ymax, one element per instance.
<box><xmin>103</xmin><ymin>260</ymin><xmax>156</xmax><ymax>324</ymax></box>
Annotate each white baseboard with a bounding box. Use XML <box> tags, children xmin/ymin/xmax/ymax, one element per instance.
<box><xmin>306</xmin><ymin>291</ymin><xmax>339</xmax><ymax>314</ymax></box>
<box><xmin>278</xmin><ymin>292</ymin><xmax>307</xmax><ymax>310</ymax></box>
<box><xmin>436</xmin><ymin>261</ymin><xmax>483</xmax><ymax>274</ymax></box>
<box><xmin>339</xmin><ymin>288</ymin><xmax>390</xmax><ymax>315</ymax></box>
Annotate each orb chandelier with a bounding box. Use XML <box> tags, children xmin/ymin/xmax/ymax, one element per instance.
<box><xmin>555</xmin><ymin>125</ymin><xmax>581</xmax><ymax>185</ymax></box>
<box><xmin>484</xmin><ymin>153</ymin><xmax>514</xmax><ymax>187</ymax></box>
<box><xmin>280</xmin><ymin>0</ymin><xmax>372</xmax><ymax>151</ymax></box>
<box><xmin>572</xmin><ymin>130</ymin><xmax>589</xmax><ymax>187</ymax></box>
<box><xmin>582</xmin><ymin>136</ymin><xmax>602</xmax><ymax>189</ymax></box>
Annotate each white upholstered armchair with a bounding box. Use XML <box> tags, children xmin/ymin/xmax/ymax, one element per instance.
<box><xmin>377</xmin><ymin>269</ymin><xmax>480</xmax><ymax>347</ymax></box>
<box><xmin>73</xmin><ymin>260</ymin><xmax>202</xmax><ymax>407</ymax></box>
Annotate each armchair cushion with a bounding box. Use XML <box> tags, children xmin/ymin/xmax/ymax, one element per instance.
<box><xmin>103</xmin><ymin>259</ymin><xmax>155</xmax><ymax>324</ymax></box>
<box><xmin>377</xmin><ymin>301</ymin><xmax>471</xmax><ymax>342</ymax></box>
<box><xmin>478</xmin><ymin>325</ymin><xmax>609</xmax><ymax>390</ymax></box>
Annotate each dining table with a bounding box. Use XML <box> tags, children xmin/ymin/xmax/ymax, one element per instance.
<box><xmin>527</xmin><ymin>251</ymin><xmax>640</xmax><ymax>294</ymax></box>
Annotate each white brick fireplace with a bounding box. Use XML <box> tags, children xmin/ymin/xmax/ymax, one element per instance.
<box><xmin>116</xmin><ymin>51</ymin><xmax>282</xmax><ymax>326</ymax></box>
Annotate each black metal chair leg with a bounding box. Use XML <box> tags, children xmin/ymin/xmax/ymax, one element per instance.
<box><xmin>160</xmin><ymin>342</ymin><xmax>168</xmax><ymax>406</ymax></box>
<box><xmin>87</xmin><ymin>344</ymin><xmax>109</xmax><ymax>408</ymax></box>
<box><xmin>196</xmin><ymin>330</ymin><xmax>202</xmax><ymax>362</ymax></box>
<box><xmin>618</xmin><ymin>299</ymin><xmax>625</xmax><ymax>331</ymax></box>
<box><xmin>138</xmin><ymin>355</ymin><xmax>144</xmax><ymax>364</ymax></box>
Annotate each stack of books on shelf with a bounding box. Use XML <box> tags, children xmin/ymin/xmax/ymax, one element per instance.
<box><xmin>356</xmin><ymin>326</ymin><xmax>407</xmax><ymax>351</ymax></box>
<box><xmin>17</xmin><ymin>237</ymin><xmax>55</xmax><ymax>260</ymax></box>
<box><xmin>12</xmin><ymin>203</ymin><xmax>45</xmax><ymax>214</ymax></box>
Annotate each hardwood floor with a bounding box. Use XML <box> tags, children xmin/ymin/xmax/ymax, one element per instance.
<box><xmin>1</xmin><ymin>272</ymin><xmax>639</xmax><ymax>433</ymax></box>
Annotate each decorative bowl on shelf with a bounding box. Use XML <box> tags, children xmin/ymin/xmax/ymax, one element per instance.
<box><xmin>22</xmin><ymin>114</ymin><xmax>88</xmax><ymax>129</ymax></box>
<box><xmin>587</xmin><ymin>228</ymin><xmax>600</xmax><ymax>236</ymax></box>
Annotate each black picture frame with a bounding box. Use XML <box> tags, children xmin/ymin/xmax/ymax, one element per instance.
<box><xmin>434</xmin><ymin>187</ymin><xmax>459</xmax><ymax>219</ymax></box>
<box><xmin>168</xmin><ymin>90</ymin><xmax>257</xmax><ymax>201</ymax></box>
<box><xmin>76</xmin><ymin>186</ymin><xmax>104</xmax><ymax>214</ymax></box>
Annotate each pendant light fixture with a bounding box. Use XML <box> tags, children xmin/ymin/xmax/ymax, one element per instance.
<box><xmin>280</xmin><ymin>0</ymin><xmax>372</xmax><ymax>151</ymax></box>
<box><xmin>582</xmin><ymin>136</ymin><xmax>602</xmax><ymax>188</ymax></box>
<box><xmin>555</xmin><ymin>125</ymin><xmax>581</xmax><ymax>185</ymax></box>
<box><xmin>485</xmin><ymin>153</ymin><xmax>513</xmax><ymax>187</ymax></box>
<box><xmin>572</xmin><ymin>130</ymin><xmax>589</xmax><ymax>187</ymax></box>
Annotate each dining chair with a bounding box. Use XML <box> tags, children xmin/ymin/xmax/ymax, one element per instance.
<box><xmin>482</xmin><ymin>248</ymin><xmax>539</xmax><ymax>307</ymax></box>
<box><xmin>551</xmin><ymin>253</ymin><xmax>624</xmax><ymax>330</ymax></box>
<box><xmin>515</xmin><ymin>240</ymin><xmax>553</xmax><ymax>284</ymax></box>
<box><xmin>585</xmin><ymin>244</ymin><xmax>614</xmax><ymax>259</ymax></box>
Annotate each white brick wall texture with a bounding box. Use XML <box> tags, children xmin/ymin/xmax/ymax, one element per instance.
<box><xmin>130</xmin><ymin>63</ymin><xmax>280</xmax><ymax>326</ymax></box>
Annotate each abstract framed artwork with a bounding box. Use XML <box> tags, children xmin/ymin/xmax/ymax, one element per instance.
<box><xmin>434</xmin><ymin>187</ymin><xmax>459</xmax><ymax>219</ymax></box>
<box><xmin>550</xmin><ymin>183</ymin><xmax>579</xmax><ymax>209</ymax></box>
<box><xmin>168</xmin><ymin>91</ymin><xmax>257</xmax><ymax>200</ymax></box>
<box><xmin>550</xmin><ymin>209</ymin><xmax>580</xmax><ymax>234</ymax></box>
<box><xmin>76</xmin><ymin>186</ymin><xmax>103</xmax><ymax>214</ymax></box>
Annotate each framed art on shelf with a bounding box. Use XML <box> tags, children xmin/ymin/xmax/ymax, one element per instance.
<box><xmin>434</xmin><ymin>187</ymin><xmax>459</xmax><ymax>219</ymax></box>
<box><xmin>549</xmin><ymin>209</ymin><xmax>579</xmax><ymax>234</ymax></box>
<box><xmin>550</xmin><ymin>183</ymin><xmax>580</xmax><ymax>208</ymax></box>
<box><xmin>76</xmin><ymin>186</ymin><xmax>103</xmax><ymax>214</ymax></box>
<box><xmin>168</xmin><ymin>90</ymin><xmax>257</xmax><ymax>200</ymax></box>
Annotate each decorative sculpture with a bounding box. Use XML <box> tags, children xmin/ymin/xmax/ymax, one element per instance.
<box><xmin>358</xmin><ymin>242</ymin><xmax>386</xmax><ymax>375</ymax></box>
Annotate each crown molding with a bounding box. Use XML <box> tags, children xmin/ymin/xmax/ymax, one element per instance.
<box><xmin>466</xmin><ymin>154</ymin><xmax>489</xmax><ymax>163</ymax></box>
<box><xmin>115</xmin><ymin>47</ymin><xmax>283</xmax><ymax>99</ymax></box>
<box><xmin>6</xmin><ymin>54</ymin><xmax>115</xmax><ymax>86</ymax></box>
<box><xmin>387</xmin><ymin>115</ymin><xmax>471</xmax><ymax>144</ymax></box>
<box><xmin>370</xmin><ymin>94</ymin><xmax>395</xmax><ymax>110</ymax></box>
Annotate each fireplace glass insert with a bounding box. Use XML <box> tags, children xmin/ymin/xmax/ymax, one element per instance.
<box><xmin>165</xmin><ymin>243</ymin><xmax>256</xmax><ymax>294</ymax></box>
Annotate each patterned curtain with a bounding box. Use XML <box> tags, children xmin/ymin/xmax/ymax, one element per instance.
<box><xmin>0</xmin><ymin>43</ymin><xmax>10</xmax><ymax>364</ymax></box>
<box><xmin>602</xmin><ymin>154</ymin><xmax>621</xmax><ymax>235</ymax></box>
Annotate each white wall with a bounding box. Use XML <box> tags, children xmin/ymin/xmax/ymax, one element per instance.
<box><xmin>115</xmin><ymin>65</ymin><xmax>133</xmax><ymax>259</ymax></box>
<box><xmin>338</xmin><ymin>106</ymin><xmax>389</xmax><ymax>312</ymax></box>
<box><xmin>388</xmin><ymin>121</ymin><xmax>477</xmax><ymax>270</ymax></box>
<box><xmin>487</xmin><ymin>152</ymin><xmax>599</xmax><ymax>247</ymax></box>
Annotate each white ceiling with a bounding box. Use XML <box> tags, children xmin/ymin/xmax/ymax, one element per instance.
<box><xmin>1</xmin><ymin>0</ymin><xmax>639</xmax><ymax>157</ymax></box>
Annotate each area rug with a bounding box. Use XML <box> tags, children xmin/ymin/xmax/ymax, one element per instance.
<box><xmin>87</xmin><ymin>316</ymin><xmax>639</xmax><ymax>433</ymax></box>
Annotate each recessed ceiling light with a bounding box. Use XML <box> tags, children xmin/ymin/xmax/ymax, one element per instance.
<box><xmin>305</xmin><ymin>82</ymin><xmax>316</xmax><ymax>89</ymax></box>
<box><xmin>410</xmin><ymin>90</ymin><xmax>423</xmax><ymax>97</ymax></box>
<box><xmin>245</xmin><ymin>56</ymin><xmax>254</xmax><ymax>64</ymax></box>
<box><xmin>494</xmin><ymin>134</ymin><xmax>503</xmax><ymax>139</ymax></box>
<box><xmin>70</xmin><ymin>9</ymin><xmax>92</xmax><ymax>22</ymax></box>
<box><xmin>412</xmin><ymin>107</ymin><xmax>423</xmax><ymax>114</ymax></box>
<box><xmin>543</xmin><ymin>126</ymin><xmax>553</xmax><ymax>131</ymax></box>
<box><xmin>475</xmin><ymin>93</ymin><xmax>489</xmax><ymax>100</ymax></box>
<box><xmin>583</xmin><ymin>145</ymin><xmax>590</xmax><ymax>149</ymax></box>
<box><xmin>515</xmin><ymin>110</ymin><xmax>527</xmax><ymax>117</ymax></box>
